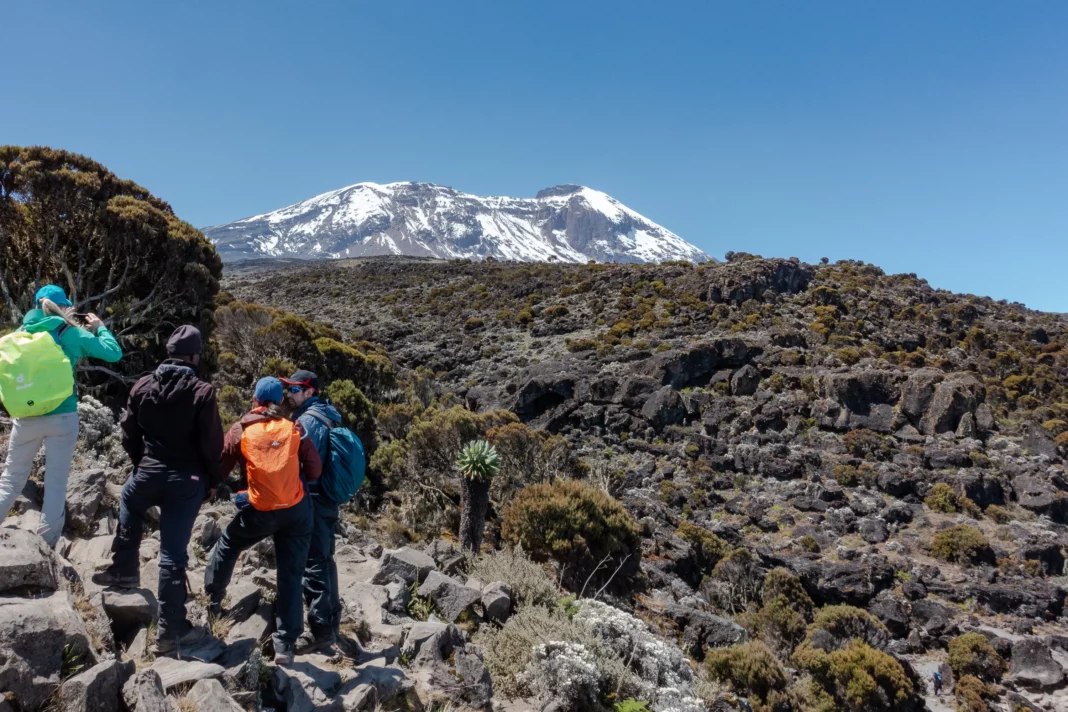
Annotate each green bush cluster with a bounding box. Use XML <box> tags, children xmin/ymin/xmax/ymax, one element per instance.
<box><xmin>953</xmin><ymin>675</ymin><xmax>998</xmax><ymax>712</ymax></box>
<box><xmin>794</xmin><ymin>639</ymin><xmax>915</xmax><ymax>712</ymax></box>
<box><xmin>948</xmin><ymin>633</ymin><xmax>1007</xmax><ymax>682</ymax></box>
<box><xmin>924</xmin><ymin>482</ymin><xmax>959</xmax><ymax>513</ymax></box>
<box><xmin>930</xmin><ymin>525</ymin><xmax>994</xmax><ymax>565</ymax></box>
<box><xmin>676</xmin><ymin>520</ymin><xmax>729</xmax><ymax>572</ymax></box>
<box><xmin>501</xmin><ymin>479</ymin><xmax>641</xmax><ymax>591</ymax></box>
<box><xmin>706</xmin><ymin>641</ymin><xmax>789</xmax><ymax>709</ymax></box>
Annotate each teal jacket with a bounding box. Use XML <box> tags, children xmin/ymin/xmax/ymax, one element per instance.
<box><xmin>22</xmin><ymin>309</ymin><xmax>123</xmax><ymax>415</ymax></box>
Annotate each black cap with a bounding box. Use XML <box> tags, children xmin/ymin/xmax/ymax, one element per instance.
<box><xmin>166</xmin><ymin>325</ymin><xmax>203</xmax><ymax>356</ymax></box>
<box><xmin>281</xmin><ymin>369</ymin><xmax>320</xmax><ymax>392</ymax></box>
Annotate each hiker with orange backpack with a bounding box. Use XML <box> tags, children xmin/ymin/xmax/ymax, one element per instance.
<box><xmin>0</xmin><ymin>285</ymin><xmax>122</xmax><ymax>547</ymax></box>
<box><xmin>204</xmin><ymin>377</ymin><xmax>321</xmax><ymax>664</ymax></box>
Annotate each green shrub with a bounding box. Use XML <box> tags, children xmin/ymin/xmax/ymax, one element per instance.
<box><xmin>930</xmin><ymin>525</ymin><xmax>994</xmax><ymax>565</ymax></box>
<box><xmin>833</xmin><ymin>465</ymin><xmax>860</xmax><ymax>486</ymax></box>
<box><xmin>948</xmin><ymin>633</ymin><xmax>1007</xmax><ymax>682</ymax></box>
<box><xmin>463</xmin><ymin>316</ymin><xmax>485</xmax><ymax>331</ymax></box>
<box><xmin>542</xmin><ymin>305</ymin><xmax>569</xmax><ymax>321</ymax></box>
<box><xmin>762</xmin><ymin>568</ymin><xmax>813</xmax><ymax>618</ymax></box>
<box><xmin>794</xmin><ymin>639</ymin><xmax>915</xmax><ymax>712</ymax></box>
<box><xmin>1044</xmin><ymin>419</ymin><xmax>1068</xmax><ymax>435</ymax></box>
<box><xmin>613</xmin><ymin>701</ymin><xmax>650</xmax><ymax>712</ymax></box>
<box><xmin>501</xmin><ymin>480</ymin><xmax>641</xmax><ymax>591</ymax></box>
<box><xmin>566</xmin><ymin>338</ymin><xmax>597</xmax><ymax>352</ymax></box>
<box><xmin>985</xmin><ymin>504</ymin><xmax>1012</xmax><ymax>524</ymax></box>
<box><xmin>806</xmin><ymin>604</ymin><xmax>888</xmax><ymax>650</ymax></box>
<box><xmin>706</xmin><ymin>641</ymin><xmax>788</xmax><ymax>707</ymax></box>
<box><xmin>843</xmin><ymin>429</ymin><xmax>890</xmax><ymax>460</ymax></box>
<box><xmin>609</xmin><ymin>319</ymin><xmax>635</xmax><ymax>337</ymax></box>
<box><xmin>702</xmin><ymin>548</ymin><xmax>763</xmax><ymax>614</ymax></box>
<box><xmin>954</xmin><ymin>674</ymin><xmax>998</xmax><ymax>712</ymax></box>
<box><xmin>676</xmin><ymin>521</ymin><xmax>730</xmax><ymax>571</ymax></box>
<box><xmin>799</xmin><ymin>535</ymin><xmax>820</xmax><ymax>553</ymax></box>
<box><xmin>924</xmin><ymin>482</ymin><xmax>959</xmax><ymax>513</ymax></box>
<box><xmin>744</xmin><ymin>595</ymin><xmax>808</xmax><ymax>657</ymax></box>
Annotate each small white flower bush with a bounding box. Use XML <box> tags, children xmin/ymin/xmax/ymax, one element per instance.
<box><xmin>77</xmin><ymin>396</ymin><xmax>114</xmax><ymax>450</ymax></box>
<box><xmin>519</xmin><ymin>641</ymin><xmax>600</xmax><ymax>707</ymax></box>
<box><xmin>574</xmin><ymin>600</ymin><xmax>698</xmax><ymax>710</ymax></box>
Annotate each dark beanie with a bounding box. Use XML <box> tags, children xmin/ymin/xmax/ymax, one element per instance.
<box><xmin>166</xmin><ymin>325</ymin><xmax>203</xmax><ymax>356</ymax></box>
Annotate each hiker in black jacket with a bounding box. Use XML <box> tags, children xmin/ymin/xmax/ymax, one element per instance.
<box><xmin>92</xmin><ymin>326</ymin><xmax>224</xmax><ymax>655</ymax></box>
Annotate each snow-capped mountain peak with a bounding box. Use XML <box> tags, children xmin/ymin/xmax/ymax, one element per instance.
<box><xmin>203</xmin><ymin>182</ymin><xmax>711</xmax><ymax>264</ymax></box>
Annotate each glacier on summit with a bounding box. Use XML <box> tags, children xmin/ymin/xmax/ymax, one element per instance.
<box><xmin>203</xmin><ymin>182</ymin><xmax>711</xmax><ymax>264</ymax></box>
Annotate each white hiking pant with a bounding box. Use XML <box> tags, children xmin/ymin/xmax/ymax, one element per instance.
<box><xmin>0</xmin><ymin>411</ymin><xmax>79</xmax><ymax>547</ymax></box>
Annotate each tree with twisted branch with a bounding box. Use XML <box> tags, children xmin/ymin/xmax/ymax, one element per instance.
<box><xmin>0</xmin><ymin>146</ymin><xmax>221</xmax><ymax>398</ymax></box>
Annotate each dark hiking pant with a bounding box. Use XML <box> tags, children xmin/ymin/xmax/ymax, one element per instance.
<box><xmin>110</xmin><ymin>468</ymin><xmax>205</xmax><ymax>639</ymax></box>
<box><xmin>204</xmin><ymin>496</ymin><xmax>313</xmax><ymax>648</ymax></box>
<box><xmin>303</xmin><ymin>492</ymin><xmax>341</xmax><ymax>636</ymax></box>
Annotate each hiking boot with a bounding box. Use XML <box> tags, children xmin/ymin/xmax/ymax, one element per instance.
<box><xmin>294</xmin><ymin>629</ymin><xmax>337</xmax><ymax>655</ymax></box>
<box><xmin>208</xmin><ymin>600</ymin><xmax>225</xmax><ymax>619</ymax></box>
<box><xmin>274</xmin><ymin>643</ymin><xmax>295</xmax><ymax>665</ymax></box>
<box><xmin>155</xmin><ymin>625</ymin><xmax>208</xmax><ymax>655</ymax></box>
<box><xmin>90</xmin><ymin>568</ymin><xmax>140</xmax><ymax>589</ymax></box>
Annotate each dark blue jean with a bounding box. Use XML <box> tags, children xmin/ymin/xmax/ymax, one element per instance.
<box><xmin>110</xmin><ymin>468</ymin><xmax>205</xmax><ymax>638</ymax></box>
<box><xmin>204</xmin><ymin>495</ymin><xmax>313</xmax><ymax>648</ymax></box>
<box><xmin>303</xmin><ymin>492</ymin><xmax>341</xmax><ymax>635</ymax></box>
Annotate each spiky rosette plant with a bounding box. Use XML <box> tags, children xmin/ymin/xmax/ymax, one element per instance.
<box><xmin>458</xmin><ymin>440</ymin><xmax>501</xmax><ymax>552</ymax></box>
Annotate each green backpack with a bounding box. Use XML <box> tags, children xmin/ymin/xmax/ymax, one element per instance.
<box><xmin>0</xmin><ymin>330</ymin><xmax>75</xmax><ymax>418</ymax></box>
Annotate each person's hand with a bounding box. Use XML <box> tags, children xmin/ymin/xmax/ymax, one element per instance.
<box><xmin>84</xmin><ymin>313</ymin><xmax>104</xmax><ymax>332</ymax></box>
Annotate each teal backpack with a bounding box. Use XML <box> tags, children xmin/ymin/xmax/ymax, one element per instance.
<box><xmin>305</xmin><ymin>411</ymin><xmax>366</xmax><ymax>504</ymax></box>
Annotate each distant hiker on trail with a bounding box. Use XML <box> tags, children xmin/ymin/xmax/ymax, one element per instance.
<box><xmin>204</xmin><ymin>377</ymin><xmax>320</xmax><ymax>664</ymax></box>
<box><xmin>0</xmin><ymin>285</ymin><xmax>122</xmax><ymax>547</ymax></box>
<box><xmin>283</xmin><ymin>369</ymin><xmax>345</xmax><ymax>654</ymax></box>
<box><xmin>932</xmin><ymin>670</ymin><xmax>943</xmax><ymax>696</ymax></box>
<box><xmin>92</xmin><ymin>325</ymin><xmax>222</xmax><ymax>655</ymax></box>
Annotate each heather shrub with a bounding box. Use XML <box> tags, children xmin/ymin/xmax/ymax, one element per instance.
<box><xmin>805</xmin><ymin>604</ymin><xmax>888</xmax><ymax>651</ymax></box>
<box><xmin>741</xmin><ymin>569</ymin><xmax>814</xmax><ymax>656</ymax></box>
<box><xmin>325</xmin><ymin>379</ymin><xmax>377</xmax><ymax>454</ymax></box>
<box><xmin>924</xmin><ymin>482</ymin><xmax>959</xmax><ymax>513</ymax></box>
<box><xmin>486</xmin><ymin>422</ymin><xmax>571</xmax><ymax>504</ymax></box>
<box><xmin>470</xmin><ymin>547</ymin><xmax>559</xmax><ymax>609</ymax></box>
<box><xmin>701</xmin><ymin>548</ymin><xmax>763</xmax><ymax>614</ymax></box>
<box><xmin>948</xmin><ymin>633</ymin><xmax>1007</xmax><ymax>682</ymax></box>
<box><xmin>833</xmin><ymin>464</ymin><xmax>860</xmax><ymax>487</ymax></box>
<box><xmin>314</xmin><ymin>336</ymin><xmax>395</xmax><ymax>397</ymax></box>
<box><xmin>676</xmin><ymin>521</ymin><xmax>730</xmax><ymax>572</ymax></box>
<box><xmin>843</xmin><ymin>429</ymin><xmax>890</xmax><ymax>460</ymax></box>
<box><xmin>501</xmin><ymin>480</ymin><xmax>641</xmax><ymax>591</ymax></box>
<box><xmin>795</xmin><ymin>639</ymin><xmax>915</xmax><ymax>712</ymax></box>
<box><xmin>953</xmin><ymin>674</ymin><xmax>998</xmax><ymax>712</ymax></box>
<box><xmin>930</xmin><ymin>525</ymin><xmax>994</xmax><ymax>565</ymax></box>
<box><xmin>706</xmin><ymin>641</ymin><xmax>788</xmax><ymax>709</ymax></box>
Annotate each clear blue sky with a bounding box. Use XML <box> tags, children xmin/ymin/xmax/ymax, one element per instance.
<box><xmin>4</xmin><ymin>1</ymin><xmax>1067</xmax><ymax>311</ymax></box>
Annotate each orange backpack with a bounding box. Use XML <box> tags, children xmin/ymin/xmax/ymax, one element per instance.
<box><xmin>240</xmin><ymin>415</ymin><xmax>304</xmax><ymax>510</ymax></box>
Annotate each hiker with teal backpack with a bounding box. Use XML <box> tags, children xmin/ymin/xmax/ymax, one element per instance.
<box><xmin>282</xmin><ymin>369</ymin><xmax>366</xmax><ymax>654</ymax></box>
<box><xmin>0</xmin><ymin>285</ymin><xmax>122</xmax><ymax>547</ymax></box>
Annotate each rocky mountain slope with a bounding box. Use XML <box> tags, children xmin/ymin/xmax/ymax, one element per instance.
<box><xmin>203</xmin><ymin>182</ymin><xmax>711</xmax><ymax>265</ymax></box>
<box><xmin>4</xmin><ymin>254</ymin><xmax>1068</xmax><ymax>712</ymax></box>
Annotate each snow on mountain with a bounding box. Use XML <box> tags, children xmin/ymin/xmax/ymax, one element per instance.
<box><xmin>203</xmin><ymin>182</ymin><xmax>712</xmax><ymax>264</ymax></box>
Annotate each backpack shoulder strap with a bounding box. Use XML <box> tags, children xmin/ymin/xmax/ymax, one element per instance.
<box><xmin>304</xmin><ymin>410</ymin><xmax>335</xmax><ymax>430</ymax></box>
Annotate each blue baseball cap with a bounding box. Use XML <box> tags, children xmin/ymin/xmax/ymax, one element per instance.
<box><xmin>254</xmin><ymin>377</ymin><xmax>284</xmax><ymax>405</ymax></box>
<box><xmin>35</xmin><ymin>284</ymin><xmax>72</xmax><ymax>308</ymax></box>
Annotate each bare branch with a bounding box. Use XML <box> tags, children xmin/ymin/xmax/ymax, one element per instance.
<box><xmin>76</xmin><ymin>258</ymin><xmax>130</xmax><ymax>309</ymax></box>
<box><xmin>579</xmin><ymin>553</ymin><xmax>613</xmax><ymax>599</ymax></box>
<box><xmin>77</xmin><ymin>364</ymin><xmax>141</xmax><ymax>383</ymax></box>
<box><xmin>593</xmin><ymin>554</ymin><xmax>631</xmax><ymax>601</ymax></box>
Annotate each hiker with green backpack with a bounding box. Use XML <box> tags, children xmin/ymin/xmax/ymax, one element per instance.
<box><xmin>0</xmin><ymin>285</ymin><xmax>123</xmax><ymax>547</ymax></box>
<box><xmin>282</xmin><ymin>369</ymin><xmax>366</xmax><ymax>654</ymax></box>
